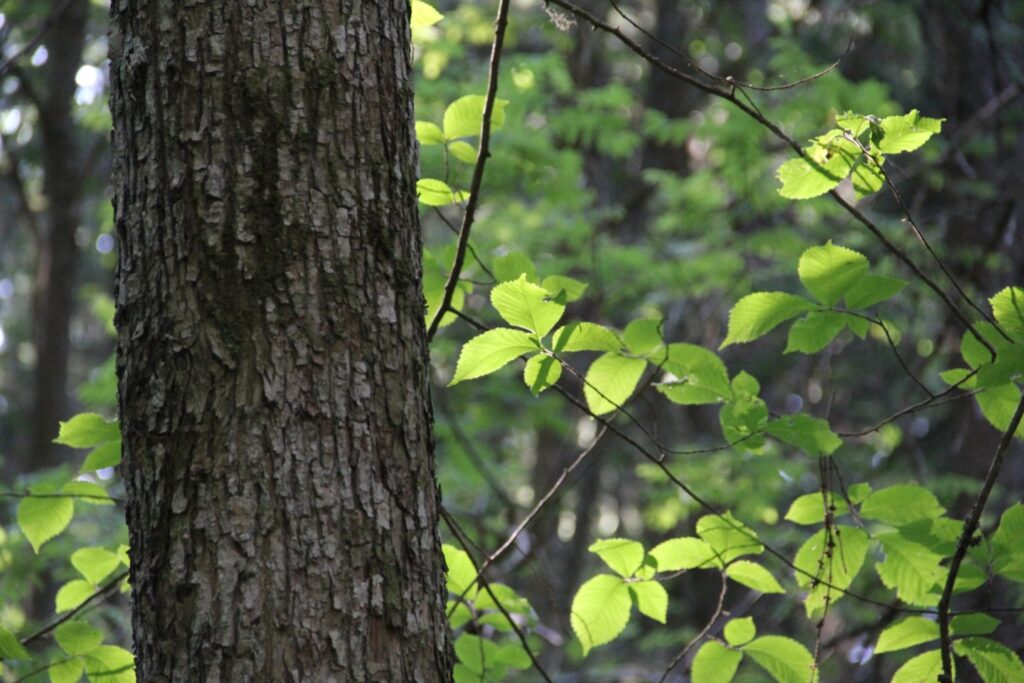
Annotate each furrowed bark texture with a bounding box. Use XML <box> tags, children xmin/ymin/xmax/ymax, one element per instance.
<box><xmin>109</xmin><ymin>1</ymin><xmax>452</xmax><ymax>680</ymax></box>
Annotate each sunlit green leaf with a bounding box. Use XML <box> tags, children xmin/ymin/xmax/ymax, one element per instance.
<box><xmin>692</xmin><ymin>641</ymin><xmax>742</xmax><ymax>683</ymax></box>
<box><xmin>784</xmin><ymin>312</ymin><xmax>847</xmax><ymax>354</ymax></box>
<box><xmin>570</xmin><ymin>574</ymin><xmax>632</xmax><ymax>655</ymax></box>
<box><xmin>954</xmin><ymin>637</ymin><xmax>1024</xmax><ymax>683</ymax></box>
<box><xmin>860</xmin><ymin>485</ymin><xmax>945</xmax><ymax>526</ymax></box>
<box><xmin>491</xmin><ymin>275</ymin><xmax>565</xmax><ymax>336</ymax></box>
<box><xmin>55</xmin><ymin>620</ymin><xmax>104</xmax><ymax>656</ymax></box>
<box><xmin>721</xmin><ymin>293</ymin><xmax>815</xmax><ymax>348</ymax></box>
<box><xmin>583</xmin><ymin>353</ymin><xmax>646</xmax><ymax>415</ymax></box>
<box><xmin>726</xmin><ymin>561</ymin><xmax>784</xmax><ymax>594</ymax></box>
<box><xmin>784</xmin><ymin>492</ymin><xmax>849</xmax><ymax>525</ymax></box>
<box><xmin>793</xmin><ymin>526</ymin><xmax>869</xmax><ymax>617</ymax></box>
<box><xmin>17</xmin><ymin>490</ymin><xmax>74</xmax><ymax>553</ymax></box>
<box><xmin>82</xmin><ymin>645</ymin><xmax>135</xmax><ymax>683</ymax></box>
<box><xmin>649</xmin><ymin>537</ymin><xmax>718</xmax><ymax>572</ymax></box>
<box><xmin>877</xmin><ymin>110</ymin><xmax>943</xmax><ymax>154</ymax></box>
<box><xmin>523</xmin><ymin>353</ymin><xmax>561</xmax><ymax>394</ymax></box>
<box><xmin>442</xmin><ymin>544</ymin><xmax>478</xmax><ymax>601</ymax></box>
<box><xmin>589</xmin><ymin>538</ymin><xmax>645</xmax><ymax>577</ymax></box>
<box><xmin>891</xmin><ymin>649</ymin><xmax>945</xmax><ymax>683</ymax></box>
<box><xmin>875</xmin><ymin>617</ymin><xmax>939</xmax><ymax>654</ymax></box>
<box><xmin>0</xmin><ymin>626</ymin><xmax>30</xmax><ymax>660</ymax></box>
<box><xmin>697</xmin><ymin>513</ymin><xmax>763</xmax><ymax>564</ymax></box>
<box><xmin>628</xmin><ymin>580</ymin><xmax>667</xmax><ymax>623</ymax></box>
<box><xmin>742</xmin><ymin>635</ymin><xmax>818</xmax><ymax>683</ymax></box>
<box><xmin>845</xmin><ymin>274</ymin><xmax>908</xmax><ymax>310</ymax></box>
<box><xmin>443</xmin><ymin>95</ymin><xmax>508</xmax><ymax>140</ymax></box>
<box><xmin>410</xmin><ymin>0</ymin><xmax>444</xmax><ymax>28</ymax></box>
<box><xmin>550</xmin><ymin>322</ymin><xmax>621</xmax><ymax>353</ymax></box>
<box><xmin>449</xmin><ymin>328</ymin><xmax>538</xmax><ymax>386</ymax></box>
<box><xmin>55</xmin><ymin>580</ymin><xmax>95</xmax><ymax>613</ymax></box>
<box><xmin>71</xmin><ymin>547</ymin><xmax>121</xmax><ymax>585</ymax></box>
<box><xmin>724</xmin><ymin>617</ymin><xmax>757</xmax><ymax>647</ymax></box>
<box><xmin>798</xmin><ymin>242</ymin><xmax>869</xmax><ymax>307</ymax></box>
<box><xmin>55</xmin><ymin>413</ymin><xmax>120</xmax><ymax>449</ymax></box>
<box><xmin>765</xmin><ymin>414</ymin><xmax>842</xmax><ymax>456</ymax></box>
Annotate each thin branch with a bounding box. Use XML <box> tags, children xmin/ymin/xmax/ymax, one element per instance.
<box><xmin>20</xmin><ymin>569</ymin><xmax>129</xmax><ymax>647</ymax></box>
<box><xmin>426</xmin><ymin>0</ymin><xmax>511</xmax><ymax>340</ymax></box>
<box><xmin>937</xmin><ymin>394</ymin><xmax>1024</xmax><ymax>683</ymax></box>
<box><xmin>0</xmin><ymin>491</ymin><xmax>124</xmax><ymax>504</ymax></box>
<box><xmin>0</xmin><ymin>0</ymin><xmax>79</xmax><ymax>80</ymax></box>
<box><xmin>658</xmin><ymin>571</ymin><xmax>728</xmax><ymax>683</ymax></box>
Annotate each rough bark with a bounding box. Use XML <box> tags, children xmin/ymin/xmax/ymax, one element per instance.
<box><xmin>109</xmin><ymin>1</ymin><xmax>452</xmax><ymax>680</ymax></box>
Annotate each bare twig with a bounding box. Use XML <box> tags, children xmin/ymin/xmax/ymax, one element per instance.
<box><xmin>20</xmin><ymin>569</ymin><xmax>130</xmax><ymax>647</ymax></box>
<box><xmin>658</xmin><ymin>571</ymin><xmax>729</xmax><ymax>682</ymax></box>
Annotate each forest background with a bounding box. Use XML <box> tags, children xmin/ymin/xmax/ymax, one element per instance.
<box><xmin>1</xmin><ymin>0</ymin><xmax>1023</xmax><ymax>681</ymax></box>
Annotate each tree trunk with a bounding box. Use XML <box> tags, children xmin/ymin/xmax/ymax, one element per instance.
<box><xmin>109</xmin><ymin>1</ymin><xmax>452</xmax><ymax>680</ymax></box>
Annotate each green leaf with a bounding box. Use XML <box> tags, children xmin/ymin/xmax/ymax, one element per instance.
<box><xmin>657</xmin><ymin>343</ymin><xmax>732</xmax><ymax>403</ymax></box>
<box><xmin>492</xmin><ymin>252</ymin><xmax>536</xmax><ymax>283</ymax></box>
<box><xmin>523</xmin><ymin>353</ymin><xmax>561</xmax><ymax>394</ymax></box>
<box><xmin>448</xmin><ymin>328</ymin><xmax>538</xmax><ymax>386</ymax></box>
<box><xmin>742</xmin><ymin>635</ymin><xmax>818</xmax><ymax>683</ymax></box>
<box><xmin>491</xmin><ymin>275</ymin><xmax>565</xmax><ymax>336</ymax></box>
<box><xmin>541</xmin><ymin>275</ymin><xmax>588</xmax><ymax>302</ymax></box>
<box><xmin>589</xmin><ymin>538</ymin><xmax>645</xmax><ymax>577</ymax></box>
<box><xmin>691</xmin><ymin>641</ymin><xmax>743</xmax><ymax>683</ymax></box>
<box><xmin>649</xmin><ymin>537</ymin><xmax>718</xmax><ymax>571</ymax></box>
<box><xmin>443</xmin><ymin>95</ymin><xmax>508</xmax><ymax>140</ymax></box>
<box><xmin>55</xmin><ymin>413</ymin><xmax>120</xmax><ymax>449</ymax></box>
<box><xmin>726</xmin><ymin>560</ymin><xmax>784</xmax><ymax>594</ymax></box>
<box><xmin>951</xmin><ymin>613</ymin><xmax>1000</xmax><ymax>637</ymax></box>
<box><xmin>697</xmin><ymin>513</ymin><xmax>763</xmax><ymax>564</ymax></box>
<box><xmin>784</xmin><ymin>492</ymin><xmax>849</xmax><ymax>525</ymax></box>
<box><xmin>628</xmin><ymin>580</ymin><xmax>667</xmax><ymax>623</ymax></box>
<box><xmin>81</xmin><ymin>441</ymin><xmax>122</xmax><ymax>471</ymax></box>
<box><xmin>793</xmin><ymin>526</ymin><xmax>870</xmax><ymax>617</ymax></box>
<box><xmin>623</xmin><ymin>318</ymin><xmax>663</xmax><ymax>356</ymax></box>
<box><xmin>49</xmin><ymin>656</ymin><xmax>85</xmax><ymax>683</ymax></box>
<box><xmin>989</xmin><ymin>286</ymin><xmax>1024</xmax><ymax>340</ymax></box>
<box><xmin>0</xmin><ymin>625</ymin><xmax>30</xmax><ymax>660</ymax></box>
<box><xmin>724</xmin><ymin>617</ymin><xmax>757</xmax><ymax>647</ymax></box>
<box><xmin>798</xmin><ymin>242</ymin><xmax>869</xmax><ymax>307</ymax></box>
<box><xmin>55</xmin><ymin>620</ymin><xmax>104</xmax><ymax>656</ymax></box>
<box><xmin>416</xmin><ymin>178</ymin><xmax>466</xmax><ymax>206</ymax></box>
<box><xmin>447</xmin><ymin>140</ymin><xmax>476</xmax><ymax>163</ymax></box>
<box><xmin>71</xmin><ymin>548</ymin><xmax>120</xmax><ymax>585</ymax></box>
<box><xmin>784</xmin><ymin>312</ymin><xmax>847</xmax><ymax>354</ymax></box>
<box><xmin>442</xmin><ymin>544</ymin><xmax>478</xmax><ymax>601</ymax></box>
<box><xmin>877</xmin><ymin>110</ymin><xmax>943</xmax><ymax>154</ymax></box>
<box><xmin>550</xmin><ymin>322</ymin><xmax>622</xmax><ymax>353</ymax></box>
<box><xmin>570</xmin><ymin>574</ymin><xmax>632</xmax><ymax>655</ymax></box>
<box><xmin>765</xmin><ymin>414</ymin><xmax>842</xmax><ymax>456</ymax></box>
<box><xmin>415</xmin><ymin>121</ymin><xmax>445</xmax><ymax>145</ymax></box>
<box><xmin>955</xmin><ymin>637</ymin><xmax>1024</xmax><ymax>683</ymax></box>
<box><xmin>891</xmin><ymin>649</ymin><xmax>945</xmax><ymax>683</ymax></box>
<box><xmin>55</xmin><ymin>580</ymin><xmax>95</xmax><ymax>613</ymax></box>
<box><xmin>845</xmin><ymin>274</ymin><xmax>908</xmax><ymax>309</ymax></box>
<box><xmin>777</xmin><ymin>155</ymin><xmax>845</xmax><ymax>200</ymax></box>
<box><xmin>850</xmin><ymin>157</ymin><xmax>885</xmax><ymax>197</ymax></box>
<box><xmin>875</xmin><ymin>617</ymin><xmax>939</xmax><ymax>654</ymax></box>
<box><xmin>875</xmin><ymin>532</ymin><xmax>945</xmax><ymax>606</ymax></box>
<box><xmin>976</xmin><ymin>382</ymin><xmax>1024</xmax><ymax>438</ymax></box>
<box><xmin>61</xmin><ymin>481</ymin><xmax>113</xmax><ymax>506</ymax></box>
<box><xmin>583</xmin><ymin>353</ymin><xmax>646</xmax><ymax>415</ymax></box>
<box><xmin>721</xmin><ymin>293</ymin><xmax>815</xmax><ymax>348</ymax></box>
<box><xmin>82</xmin><ymin>645</ymin><xmax>135</xmax><ymax>683</ymax></box>
<box><xmin>17</xmin><ymin>491</ymin><xmax>74</xmax><ymax>552</ymax></box>
<box><xmin>719</xmin><ymin>394</ymin><xmax>768</xmax><ymax>449</ymax></box>
<box><xmin>860</xmin><ymin>485</ymin><xmax>945</xmax><ymax>526</ymax></box>
<box><xmin>410</xmin><ymin>0</ymin><xmax>444</xmax><ymax>28</ymax></box>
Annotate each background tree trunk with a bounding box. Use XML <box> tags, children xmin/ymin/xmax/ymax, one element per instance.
<box><xmin>109</xmin><ymin>1</ymin><xmax>452</xmax><ymax>680</ymax></box>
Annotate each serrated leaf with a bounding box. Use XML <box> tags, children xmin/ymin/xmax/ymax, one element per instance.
<box><xmin>784</xmin><ymin>312</ymin><xmax>847</xmax><ymax>354</ymax></box>
<box><xmin>766</xmin><ymin>414</ymin><xmax>842</xmax><ymax>456</ymax></box>
<box><xmin>891</xmin><ymin>649</ymin><xmax>945</xmax><ymax>683</ymax></box>
<box><xmin>81</xmin><ymin>441</ymin><xmax>122</xmax><ymax>471</ymax></box>
<box><xmin>784</xmin><ymin>492</ymin><xmax>849</xmax><ymax>525</ymax></box>
<box><xmin>990</xmin><ymin>286</ymin><xmax>1024</xmax><ymax>341</ymax></box>
<box><xmin>845</xmin><ymin>274</ymin><xmax>908</xmax><ymax>309</ymax></box>
<box><xmin>415</xmin><ymin>121</ymin><xmax>445</xmax><ymax>145</ymax></box>
<box><xmin>491</xmin><ymin>275</ymin><xmax>565</xmax><ymax>336</ymax></box>
<box><xmin>541</xmin><ymin>275</ymin><xmax>588</xmax><ymax>302</ymax></box>
<box><xmin>777</xmin><ymin>155</ymin><xmax>844</xmax><ymax>200</ymax></box>
<box><xmin>55</xmin><ymin>620</ymin><xmax>104</xmax><ymax>656</ymax></box>
<box><xmin>793</xmin><ymin>526</ymin><xmax>869</xmax><ymax>617</ymax></box>
<box><xmin>726</xmin><ymin>561</ymin><xmax>784</xmax><ymax>594</ymax></box>
<box><xmin>17</xmin><ymin>492</ymin><xmax>74</xmax><ymax>552</ymax></box>
<box><xmin>721</xmin><ymin>293</ymin><xmax>815</xmax><ymax>348</ymax></box>
<box><xmin>875</xmin><ymin>532</ymin><xmax>944</xmax><ymax>606</ymax></box>
<box><xmin>724</xmin><ymin>617</ymin><xmax>757</xmax><ymax>646</ymax></box>
<box><xmin>55</xmin><ymin>580</ymin><xmax>95</xmax><ymax>613</ymax></box>
<box><xmin>82</xmin><ymin>645</ymin><xmax>135</xmax><ymax>683</ymax></box>
<box><xmin>49</xmin><ymin>656</ymin><xmax>85</xmax><ymax>683</ymax></box>
<box><xmin>442</xmin><ymin>544</ymin><xmax>478</xmax><ymax>601</ymax></box>
<box><xmin>692</xmin><ymin>640</ymin><xmax>743</xmax><ymax>683</ymax></box>
<box><xmin>55</xmin><ymin>413</ymin><xmax>120</xmax><ymax>449</ymax></box>
<box><xmin>955</xmin><ymin>637</ymin><xmax>1024</xmax><ymax>683</ymax></box>
<box><xmin>447</xmin><ymin>140</ymin><xmax>476</xmax><ymax>163</ymax></box>
<box><xmin>951</xmin><ymin>613</ymin><xmax>1000</xmax><ymax>637</ymax></box>
<box><xmin>71</xmin><ymin>548</ymin><xmax>120</xmax><ymax>585</ymax></box>
<box><xmin>657</xmin><ymin>343</ymin><xmax>732</xmax><ymax>403</ymax></box>
<box><xmin>551</xmin><ymin>322</ymin><xmax>621</xmax><ymax>353</ymax></box>
<box><xmin>851</xmin><ymin>157</ymin><xmax>885</xmax><ymax>197</ymax></box>
<box><xmin>798</xmin><ymin>242</ymin><xmax>869</xmax><ymax>307</ymax></box>
<box><xmin>0</xmin><ymin>625</ymin><xmax>30</xmax><ymax>660</ymax></box>
<box><xmin>61</xmin><ymin>481</ymin><xmax>113</xmax><ymax>506</ymax></box>
<box><xmin>583</xmin><ymin>353</ymin><xmax>646</xmax><ymax>415</ymax></box>
<box><xmin>523</xmin><ymin>353</ymin><xmax>561</xmax><ymax>394</ymax></box>
<box><xmin>492</xmin><ymin>252</ymin><xmax>536</xmax><ymax>283</ymax></box>
<box><xmin>416</xmin><ymin>178</ymin><xmax>465</xmax><ymax>206</ymax></box>
<box><xmin>878</xmin><ymin>110</ymin><xmax>943</xmax><ymax>154</ymax></box>
<box><xmin>570</xmin><ymin>574</ymin><xmax>632</xmax><ymax>655</ymax></box>
<box><xmin>623</xmin><ymin>318</ymin><xmax>663</xmax><ymax>356</ymax></box>
<box><xmin>449</xmin><ymin>328</ymin><xmax>537</xmax><ymax>386</ymax></box>
<box><xmin>649</xmin><ymin>537</ymin><xmax>718</xmax><ymax>572</ymax></box>
<box><xmin>411</xmin><ymin>0</ymin><xmax>444</xmax><ymax>28</ymax></box>
<box><xmin>443</xmin><ymin>95</ymin><xmax>508</xmax><ymax>140</ymax></box>
<box><xmin>875</xmin><ymin>617</ymin><xmax>939</xmax><ymax>654</ymax></box>
<box><xmin>860</xmin><ymin>485</ymin><xmax>945</xmax><ymax>526</ymax></box>
<box><xmin>697</xmin><ymin>513</ymin><xmax>763</xmax><ymax>564</ymax></box>
<box><xmin>589</xmin><ymin>538</ymin><xmax>645</xmax><ymax>577</ymax></box>
<box><xmin>742</xmin><ymin>635</ymin><xmax>818</xmax><ymax>683</ymax></box>
<box><xmin>629</xmin><ymin>580</ymin><xmax>667</xmax><ymax>623</ymax></box>
<box><xmin>976</xmin><ymin>382</ymin><xmax>1024</xmax><ymax>439</ymax></box>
